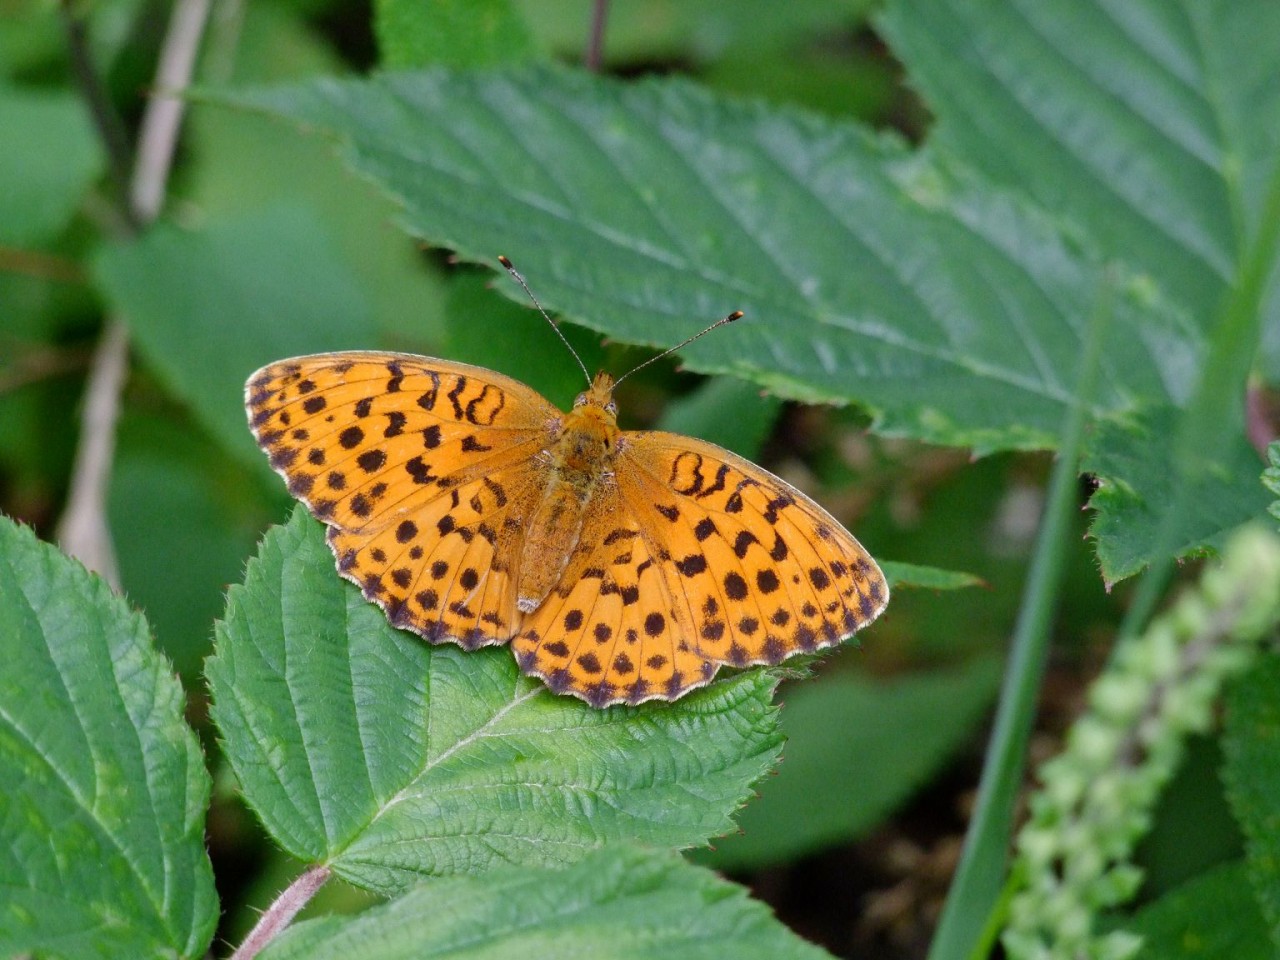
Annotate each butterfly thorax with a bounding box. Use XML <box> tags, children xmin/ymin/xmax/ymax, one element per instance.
<box><xmin>516</xmin><ymin>372</ymin><xmax>621</xmax><ymax>613</ymax></box>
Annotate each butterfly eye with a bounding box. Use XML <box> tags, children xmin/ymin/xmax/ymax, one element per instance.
<box><xmin>574</xmin><ymin>393</ymin><xmax>588</xmax><ymax>407</ymax></box>
<box><xmin>605</xmin><ymin>401</ymin><xmax>618</xmax><ymax>416</ymax></box>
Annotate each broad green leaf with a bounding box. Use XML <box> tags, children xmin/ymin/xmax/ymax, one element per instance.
<box><xmin>0</xmin><ymin>3</ymin><xmax>64</xmax><ymax>78</ymax></box>
<box><xmin>696</xmin><ymin>659</ymin><xmax>1001</xmax><ymax>869</ymax></box>
<box><xmin>207</xmin><ymin>509</ymin><xmax>783</xmax><ymax>895</ymax></box>
<box><xmin>93</xmin><ymin>207</ymin><xmax>376</xmax><ymax>468</ymax></box>
<box><xmin>232</xmin><ymin>64</ymin><xmax>1270</xmax><ymax>578</ymax></box>
<box><xmin>0</xmin><ymin>517</ymin><xmax>216</xmax><ymax>959</ymax></box>
<box><xmin>185</xmin><ymin>2</ymin><xmax>447</xmax><ymax>347</ymax></box>
<box><xmin>261</xmin><ymin>846</ymin><xmax>834</xmax><ymax>960</ymax></box>
<box><xmin>1127</xmin><ymin>861</ymin><xmax>1272</xmax><ymax>960</ymax></box>
<box><xmin>1085</xmin><ymin>404</ymin><xmax>1274</xmax><ymax>582</ymax></box>
<box><xmin>230</xmin><ymin>66</ymin><xmax>1197</xmax><ymax>452</ymax></box>
<box><xmin>443</xmin><ymin>268</ymin><xmax>604</xmax><ymax>406</ymax></box>
<box><xmin>656</xmin><ymin>375</ymin><xmax>783</xmax><ymax>461</ymax></box>
<box><xmin>879</xmin><ymin>0</ymin><xmax>1280</xmax><ymax>347</ymax></box>
<box><xmin>1135</xmin><ymin>735</ymin><xmax>1242</xmax><ymax>899</ymax></box>
<box><xmin>375</xmin><ymin>0</ymin><xmax>537</xmax><ymax>69</ymax></box>
<box><xmin>1223</xmin><ymin>653</ymin><xmax>1280</xmax><ymax>948</ymax></box>
<box><xmin>879</xmin><ymin>560</ymin><xmax>983</xmax><ymax>591</ymax></box>
<box><xmin>0</xmin><ymin>85</ymin><xmax>103</xmax><ymax>245</ymax></box>
<box><xmin>1264</xmin><ymin>441</ymin><xmax>1280</xmax><ymax>522</ymax></box>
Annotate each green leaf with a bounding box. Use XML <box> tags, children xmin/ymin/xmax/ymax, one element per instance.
<box><xmin>228</xmin><ymin>66</ymin><xmax>1197</xmax><ymax>452</ymax></box>
<box><xmin>260</xmin><ymin>846</ymin><xmax>834</xmax><ymax>960</ymax></box>
<box><xmin>0</xmin><ymin>517</ymin><xmax>217</xmax><ymax>959</ymax></box>
<box><xmin>184</xmin><ymin>1</ymin><xmax>448</xmax><ymax>349</ymax></box>
<box><xmin>1085</xmin><ymin>405</ymin><xmax>1274</xmax><ymax>582</ymax></box>
<box><xmin>0</xmin><ymin>85</ymin><xmax>103</xmax><ymax>245</ymax></box>
<box><xmin>515</xmin><ymin>0</ymin><xmax>873</xmax><ymax>63</ymax></box>
<box><xmin>229</xmin><ymin>64</ymin><xmax>1278</xmax><ymax>579</ymax></box>
<box><xmin>207</xmin><ymin>509</ymin><xmax>783</xmax><ymax>895</ymax></box>
<box><xmin>879</xmin><ymin>560</ymin><xmax>984</xmax><ymax>591</ymax></box>
<box><xmin>656</xmin><ymin>375</ymin><xmax>783</xmax><ymax>461</ymax></box>
<box><xmin>0</xmin><ymin>5</ymin><xmax>64</xmax><ymax>79</ymax></box>
<box><xmin>1127</xmin><ymin>861</ymin><xmax>1273</xmax><ymax>960</ymax></box>
<box><xmin>1135</xmin><ymin>736</ymin><xmax>1243</xmax><ymax>899</ymax></box>
<box><xmin>1264</xmin><ymin>441</ymin><xmax>1280</xmax><ymax>522</ymax></box>
<box><xmin>696</xmin><ymin>658</ymin><xmax>1001</xmax><ymax>869</ymax></box>
<box><xmin>108</xmin><ymin>411</ymin><xmax>278</xmax><ymax>676</ymax></box>
<box><xmin>1223</xmin><ymin>652</ymin><xmax>1280</xmax><ymax>949</ymax></box>
<box><xmin>879</xmin><ymin>0</ymin><xmax>1280</xmax><ymax>343</ymax></box>
<box><xmin>375</xmin><ymin>0</ymin><xmax>537</xmax><ymax>69</ymax></box>
<box><xmin>443</xmin><ymin>267</ymin><xmax>605</xmax><ymax>407</ymax></box>
<box><xmin>93</xmin><ymin>207</ymin><xmax>376</xmax><ymax>468</ymax></box>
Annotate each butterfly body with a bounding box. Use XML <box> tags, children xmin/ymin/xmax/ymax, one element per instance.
<box><xmin>519</xmin><ymin>372</ymin><xmax>621</xmax><ymax>611</ymax></box>
<box><xmin>247</xmin><ymin>351</ymin><xmax>888</xmax><ymax>707</ymax></box>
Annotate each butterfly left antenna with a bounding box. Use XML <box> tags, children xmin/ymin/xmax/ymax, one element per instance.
<box><xmin>498</xmin><ymin>255</ymin><xmax>592</xmax><ymax>387</ymax></box>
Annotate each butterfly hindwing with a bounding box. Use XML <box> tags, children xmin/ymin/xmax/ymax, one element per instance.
<box><xmin>510</xmin><ymin>432</ymin><xmax>887</xmax><ymax>707</ymax></box>
<box><xmin>617</xmin><ymin>432</ymin><xmax>889</xmax><ymax>669</ymax></box>
<box><xmin>513</xmin><ymin>478</ymin><xmax>718</xmax><ymax>707</ymax></box>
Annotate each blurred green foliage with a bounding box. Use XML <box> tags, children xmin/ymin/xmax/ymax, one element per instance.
<box><xmin>1</xmin><ymin>0</ymin><xmax>1278</xmax><ymax>958</ymax></box>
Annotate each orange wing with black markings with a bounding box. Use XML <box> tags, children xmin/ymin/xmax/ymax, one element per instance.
<box><xmin>247</xmin><ymin>351</ymin><xmax>556</xmax><ymax>649</ymax></box>
<box><xmin>247</xmin><ymin>352</ymin><xmax>889</xmax><ymax>707</ymax></box>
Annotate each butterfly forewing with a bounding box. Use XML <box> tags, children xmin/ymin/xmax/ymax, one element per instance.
<box><xmin>246</xmin><ymin>351</ymin><xmax>559</xmax><ymax>647</ymax></box>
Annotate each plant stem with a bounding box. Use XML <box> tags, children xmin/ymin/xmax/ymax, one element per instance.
<box><xmin>957</xmin><ymin>158</ymin><xmax>1280</xmax><ymax>960</ymax></box>
<box><xmin>584</xmin><ymin>0</ymin><xmax>609</xmax><ymax>71</ymax></box>
<box><xmin>1115</xmin><ymin>161</ymin><xmax>1280</xmax><ymax>645</ymax></box>
<box><xmin>230</xmin><ymin>865</ymin><xmax>332</xmax><ymax>960</ymax></box>
<box><xmin>55</xmin><ymin>320</ymin><xmax>129</xmax><ymax>587</ymax></box>
<box><xmin>55</xmin><ymin>0</ymin><xmax>211</xmax><ymax>584</ymax></box>
<box><xmin>129</xmin><ymin>0</ymin><xmax>212</xmax><ymax>222</ymax></box>
<box><xmin>927</xmin><ymin>276</ymin><xmax>1111</xmax><ymax>960</ymax></box>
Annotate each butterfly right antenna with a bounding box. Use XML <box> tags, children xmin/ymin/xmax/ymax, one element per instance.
<box><xmin>498</xmin><ymin>255</ymin><xmax>592</xmax><ymax>387</ymax></box>
<box><xmin>612</xmin><ymin>309</ymin><xmax>744</xmax><ymax>387</ymax></box>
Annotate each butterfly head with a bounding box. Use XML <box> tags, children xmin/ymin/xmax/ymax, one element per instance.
<box><xmin>573</xmin><ymin>371</ymin><xmax>619</xmax><ymax>421</ymax></box>
<box><xmin>558</xmin><ymin>371</ymin><xmax>621</xmax><ymax>473</ymax></box>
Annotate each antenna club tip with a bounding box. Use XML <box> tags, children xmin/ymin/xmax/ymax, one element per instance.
<box><xmin>497</xmin><ymin>255</ymin><xmax>513</xmax><ymax>269</ymax></box>
<box><xmin>727</xmin><ymin>310</ymin><xmax>745</xmax><ymax>322</ymax></box>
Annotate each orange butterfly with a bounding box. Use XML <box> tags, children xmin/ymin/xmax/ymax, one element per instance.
<box><xmin>246</xmin><ymin>264</ymin><xmax>887</xmax><ymax>707</ymax></box>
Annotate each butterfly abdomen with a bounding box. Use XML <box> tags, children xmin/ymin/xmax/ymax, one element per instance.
<box><xmin>516</xmin><ymin>402</ymin><xmax>620</xmax><ymax>613</ymax></box>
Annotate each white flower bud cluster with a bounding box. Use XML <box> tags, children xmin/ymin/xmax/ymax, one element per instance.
<box><xmin>1003</xmin><ymin>525</ymin><xmax>1280</xmax><ymax>960</ymax></box>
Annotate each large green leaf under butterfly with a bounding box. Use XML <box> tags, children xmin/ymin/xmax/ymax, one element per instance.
<box><xmin>207</xmin><ymin>510</ymin><xmax>783</xmax><ymax>894</ymax></box>
<box><xmin>223</xmin><ymin>59</ymin><xmax>1268</xmax><ymax>580</ymax></box>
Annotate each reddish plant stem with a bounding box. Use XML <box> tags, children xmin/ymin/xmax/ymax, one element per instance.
<box><xmin>230</xmin><ymin>865</ymin><xmax>332</xmax><ymax>960</ymax></box>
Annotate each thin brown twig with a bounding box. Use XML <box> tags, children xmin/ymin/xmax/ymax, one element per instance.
<box><xmin>230</xmin><ymin>865</ymin><xmax>332</xmax><ymax>960</ymax></box>
<box><xmin>0</xmin><ymin>344</ymin><xmax>94</xmax><ymax>394</ymax></box>
<box><xmin>1246</xmin><ymin>382</ymin><xmax>1277</xmax><ymax>457</ymax></box>
<box><xmin>55</xmin><ymin>0</ymin><xmax>212</xmax><ymax>586</ymax></box>
<box><xmin>584</xmin><ymin>0</ymin><xmax>609</xmax><ymax>71</ymax></box>
<box><xmin>0</xmin><ymin>245</ymin><xmax>87</xmax><ymax>284</ymax></box>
